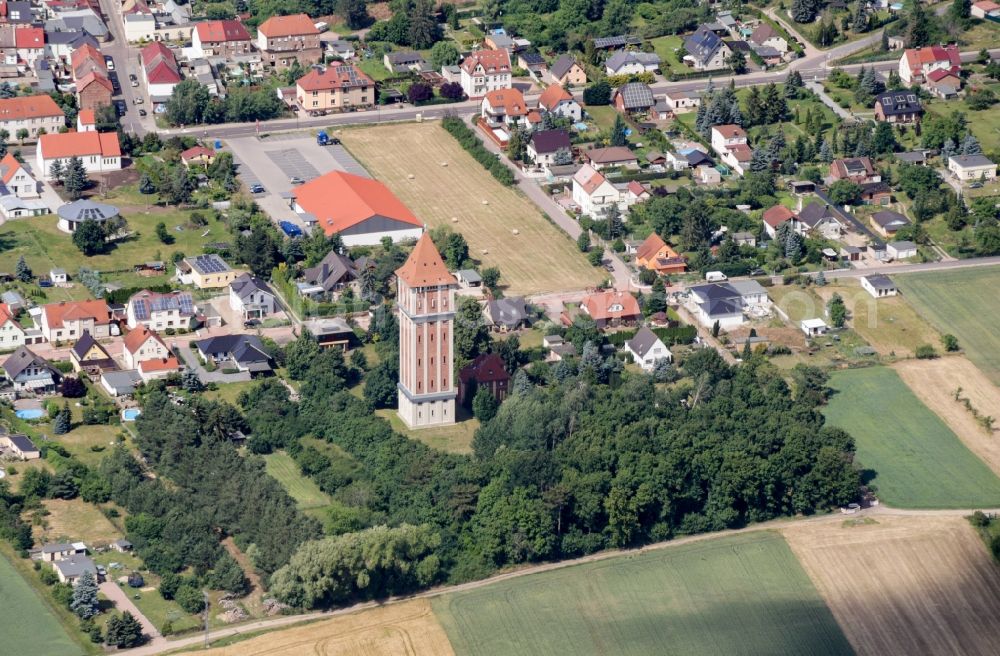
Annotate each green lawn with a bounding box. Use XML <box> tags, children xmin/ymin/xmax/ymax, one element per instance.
<box><xmin>923</xmin><ymin>83</ymin><xmax>1000</xmax><ymax>154</ymax></box>
<box><xmin>649</xmin><ymin>35</ymin><xmax>686</xmax><ymax>74</ymax></box>
<box><xmin>264</xmin><ymin>451</ymin><xmax>333</xmax><ymax>510</ymax></box>
<box><xmin>0</xmin><ymin>197</ymin><xmax>231</xmax><ymax>289</ymax></box>
<box><xmin>204</xmin><ymin>380</ymin><xmax>258</xmax><ymax>406</ymax></box>
<box><xmin>824</xmin><ymin>367</ymin><xmax>1000</xmax><ymax>508</ymax></box>
<box><xmin>433</xmin><ymin>531</ymin><xmax>852</xmax><ymax>656</ymax></box>
<box><xmin>583</xmin><ymin>104</ymin><xmax>620</xmax><ymax>132</ymax></box>
<box><xmin>0</xmin><ymin>553</ymin><xmax>82</xmax><ymax>655</ymax></box>
<box><xmin>374</xmin><ymin>408</ymin><xmax>478</xmax><ymax>454</ymax></box>
<box><xmin>897</xmin><ymin>268</ymin><xmax>1000</xmax><ymax>385</ymax></box>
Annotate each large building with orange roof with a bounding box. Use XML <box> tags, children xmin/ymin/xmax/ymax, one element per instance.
<box><xmin>289</xmin><ymin>170</ymin><xmax>423</xmax><ymax>245</ymax></box>
<box><xmin>0</xmin><ymin>95</ymin><xmax>65</xmax><ymax>141</ymax></box>
<box><xmin>36</xmin><ymin>131</ymin><xmax>121</xmax><ymax>180</ymax></box>
<box><xmin>460</xmin><ymin>48</ymin><xmax>511</xmax><ymax>98</ymax></box>
<box><xmin>38</xmin><ymin>299</ymin><xmax>114</xmax><ymax>342</ymax></box>
<box><xmin>395</xmin><ymin>233</ymin><xmax>458</xmax><ymax>429</ymax></box>
<box><xmin>256</xmin><ymin>13</ymin><xmax>321</xmax><ymax>70</ymax></box>
<box><xmin>76</xmin><ymin>71</ymin><xmax>113</xmax><ymax>112</ymax></box>
<box><xmin>191</xmin><ymin>19</ymin><xmax>252</xmax><ymax>58</ymax></box>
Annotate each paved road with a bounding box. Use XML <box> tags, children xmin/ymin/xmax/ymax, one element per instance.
<box><xmin>822</xmin><ymin>255</ymin><xmax>1000</xmax><ymax>279</ymax></box>
<box><xmin>96</xmin><ymin>0</ymin><xmax>155</xmax><ymax>134</ymax></box>
<box><xmin>100</xmin><ymin>581</ymin><xmax>165</xmax><ymax>649</ymax></box>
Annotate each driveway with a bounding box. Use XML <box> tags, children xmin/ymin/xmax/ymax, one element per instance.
<box><xmin>99</xmin><ymin>581</ymin><xmax>165</xmax><ymax>648</ymax></box>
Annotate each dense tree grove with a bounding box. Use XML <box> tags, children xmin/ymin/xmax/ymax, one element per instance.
<box><xmin>206</xmin><ymin>341</ymin><xmax>863</xmax><ymax>607</ymax></box>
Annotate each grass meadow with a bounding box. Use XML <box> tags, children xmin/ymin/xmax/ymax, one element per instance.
<box><xmin>433</xmin><ymin>531</ymin><xmax>852</xmax><ymax>656</ymax></box>
<box><xmin>263</xmin><ymin>451</ymin><xmax>332</xmax><ymax>510</ymax></box>
<box><xmin>897</xmin><ymin>268</ymin><xmax>1000</xmax><ymax>385</ymax></box>
<box><xmin>824</xmin><ymin>367</ymin><xmax>1000</xmax><ymax>508</ymax></box>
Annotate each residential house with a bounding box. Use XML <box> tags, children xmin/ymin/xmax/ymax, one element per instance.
<box><xmin>175</xmin><ymin>254</ymin><xmax>238</xmax><ymax>289</ymax></box>
<box><xmin>0</xmin><ymin>303</ymin><xmax>25</xmax><ymax>351</ymax></box>
<box><xmin>110</xmin><ymin>538</ymin><xmax>133</xmax><ymax>553</ymax></box>
<box><xmin>592</xmin><ymin>35</ymin><xmax>643</xmax><ymax>50</ymax></box>
<box><xmin>295</xmin><ymin>62</ymin><xmax>375</xmax><ymax>113</ymax></box>
<box><xmin>15</xmin><ymin>26</ymin><xmax>43</xmax><ymax>64</ymax></box>
<box><xmin>45</xmin><ymin>30</ymin><xmax>99</xmax><ymax>62</ymax></box>
<box><xmin>604</xmin><ymin>50</ymin><xmax>660</xmax><ymax>76</ymax></box>
<box><xmin>710</xmin><ymin>124</ymin><xmax>750</xmax><ymax>175</ymax></box>
<box><xmin>100</xmin><ymin>369</ymin><xmax>142</xmax><ymax>397</ymax></box>
<box><xmin>195</xmin><ymin>334</ymin><xmax>272</xmax><ymax>375</ymax></box>
<box><xmin>75</xmin><ymin>71</ymin><xmax>112</xmax><ymax>112</ymax></box>
<box><xmin>732</xmin><ymin>231</ymin><xmax>756</xmax><ymax>247</ymax></box>
<box><xmin>687</xmin><ymin>280</ymin><xmax>769</xmax><ymax>329</ymax></box>
<box><xmin>860</xmin><ymin>181</ymin><xmax>892</xmax><ymax>206</ymax></box>
<box><xmin>483</xmin><ymin>296</ymin><xmax>529</xmax><ymax>332</ymax></box>
<box><xmin>52</xmin><ymin>554</ymin><xmax>96</xmax><ymax>586</ymax></box>
<box><xmin>0</xmin><ymin>152</ymin><xmax>36</xmax><ymax>198</ymax></box>
<box><xmin>871</xmin><ymin>209</ymin><xmax>910</xmax><ymax>237</ymax></box>
<box><xmin>748</xmin><ymin>22</ymin><xmax>788</xmax><ymax>54</ymax></box>
<box><xmin>898</xmin><ymin>44</ymin><xmax>960</xmax><ymax>85</ymax></box>
<box><xmin>122</xmin><ymin>325</ymin><xmax>174</xmax><ymax>375</ymax></box>
<box><xmin>527</xmin><ymin>129</ymin><xmax>571</xmax><ymax>167</ymax></box>
<box><xmin>180</xmin><ymin>145</ymin><xmax>214</xmax><ymax>168</ymax></box>
<box><xmin>140</xmin><ymin>41</ymin><xmax>182</xmax><ymax>108</ymax></box>
<box><xmin>684</xmin><ymin>26</ymin><xmax>731</xmax><ymax>71</ymax></box>
<box><xmin>70</xmin><ymin>43</ymin><xmax>105</xmax><ymax>80</ymax></box>
<box><xmin>624</xmin><ymin>326</ymin><xmax>671</xmax><ymax>371</ymax></box>
<box><xmin>326</xmin><ymin>39</ymin><xmax>355</xmax><ymax>61</ymax></box>
<box><xmin>228</xmin><ymin>273</ymin><xmax>276</xmax><ymax>319</ymax></box>
<box><xmin>302</xmin><ymin>316</ymin><xmax>354</xmax><ymax>350</ymax></box>
<box><xmin>126</xmin><ymin>289</ymin><xmax>196</xmax><ymax>330</ymax></box>
<box><xmin>860</xmin><ymin>274</ymin><xmax>897</xmax><ymax>298</ymax></box>
<box><xmin>36</xmin><ymin>131</ymin><xmax>121</xmax><ymax>180</ymax></box>
<box><xmin>460</xmin><ymin>49</ymin><xmax>512</xmax><ymax>99</ymax></box>
<box><xmin>256</xmin><ymin>13</ymin><xmax>321</xmax><ymax>70</ymax></box>
<box><xmin>457</xmin><ymin>352</ymin><xmax>509</xmax><ymax>405</ymax></box>
<box><xmin>290</xmin><ymin>170</ymin><xmax>423</xmax><ymax>244</ymax></box>
<box><xmin>55</xmin><ymin>198</ymin><xmax>119</xmax><ymax>233</ymax></box>
<box><xmin>454</xmin><ymin>270</ymin><xmax>482</xmax><ymax>288</ymax></box>
<box><xmin>39</xmin><ymin>542</ymin><xmax>86</xmax><ymax>563</ymax></box>
<box><xmin>0</xmin><ymin>196</ymin><xmax>48</xmax><ymax>220</ymax></box>
<box><xmin>191</xmin><ymin>19</ymin><xmax>252</xmax><ymax>58</ymax></box>
<box><xmin>300</xmin><ymin>250</ymin><xmax>357</xmax><ymax>298</ymax></box>
<box><xmin>517</xmin><ymin>51</ymin><xmax>547</xmax><ymax>74</ymax></box>
<box><xmin>0</xmin><ymin>95</ymin><xmax>65</xmax><ymax>141</ymax></box>
<box><xmin>612</xmin><ymin>82</ymin><xmax>655</xmax><ymax>114</ymax></box>
<box><xmin>762</xmin><ymin>205</ymin><xmax>803</xmax><ymax>238</ymax></box>
<box><xmin>635</xmin><ymin>233</ymin><xmax>686</xmax><ymax>274</ymax></box>
<box><xmin>583</xmin><ymin>146</ymin><xmax>639</xmax><ymax>170</ymax></box>
<box><xmin>69</xmin><ymin>330</ymin><xmax>115</xmax><ymax>374</ymax></box>
<box><xmin>547</xmin><ymin>54</ymin><xmax>586</xmax><ymax>86</ymax></box>
<box><xmin>886</xmin><ymin>240</ymin><xmax>918</xmax><ymax>260</ymax></box>
<box><xmin>1</xmin><ymin>433</ymin><xmax>39</xmax><ymax>460</ymax></box>
<box><xmin>948</xmin><ymin>154</ymin><xmax>996</xmax><ymax>183</ymax></box>
<box><xmin>830</xmin><ymin>157</ymin><xmax>880</xmax><ymax>184</ymax></box>
<box><xmin>874</xmin><ymin>90</ymin><xmax>923</xmax><ymax>123</ymax></box>
<box><xmin>798</xmin><ymin>201</ymin><xmax>844</xmax><ymax>239</ymax></box>
<box><xmin>38</xmin><ymin>300</ymin><xmax>112</xmax><ymax>342</ymax></box>
<box><xmin>537</xmin><ymin>83</ymin><xmax>581</xmax><ymax>121</ymax></box>
<box><xmin>972</xmin><ymin>0</ymin><xmax>1000</xmax><ymax>18</ymax></box>
<box><xmin>383</xmin><ymin>50</ymin><xmax>426</xmax><ymax>73</ymax></box>
<box><xmin>2</xmin><ymin>346</ymin><xmax>61</xmax><ymax>392</ymax></box>
<box><xmin>572</xmin><ymin>163</ymin><xmax>620</xmax><ymax>217</ymax></box>
<box><xmin>543</xmin><ymin>334</ymin><xmax>576</xmax><ymax>361</ymax></box>
<box><xmin>49</xmin><ymin>269</ymin><xmax>67</xmax><ymax>285</ymax></box>
<box><xmin>663</xmin><ymin>91</ymin><xmax>700</xmax><ymax>113</ymax></box>
<box><xmin>579</xmin><ymin>290</ymin><xmax>641</xmax><ymax>328</ymax></box>
<box><xmin>480</xmin><ymin>87</ymin><xmax>531</xmax><ymax>128</ymax></box>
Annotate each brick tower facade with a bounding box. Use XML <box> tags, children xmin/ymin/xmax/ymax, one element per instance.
<box><xmin>395</xmin><ymin>234</ymin><xmax>457</xmax><ymax>428</ymax></box>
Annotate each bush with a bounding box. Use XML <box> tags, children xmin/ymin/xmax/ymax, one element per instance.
<box><xmin>440</xmin><ymin>116</ymin><xmax>516</xmax><ymax>186</ymax></box>
<box><xmin>942</xmin><ymin>334</ymin><xmax>959</xmax><ymax>352</ymax></box>
<box><xmin>915</xmin><ymin>344</ymin><xmax>938</xmax><ymax>359</ymax></box>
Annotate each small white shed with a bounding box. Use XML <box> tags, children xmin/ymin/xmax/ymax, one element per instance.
<box><xmin>801</xmin><ymin>318</ymin><xmax>828</xmax><ymax>337</ymax></box>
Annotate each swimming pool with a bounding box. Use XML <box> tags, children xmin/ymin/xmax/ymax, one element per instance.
<box><xmin>15</xmin><ymin>409</ymin><xmax>45</xmax><ymax>420</ymax></box>
<box><xmin>121</xmin><ymin>408</ymin><xmax>141</xmax><ymax>422</ymax></box>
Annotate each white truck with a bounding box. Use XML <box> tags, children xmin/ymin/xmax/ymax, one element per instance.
<box><xmin>705</xmin><ymin>271</ymin><xmax>728</xmax><ymax>282</ymax></box>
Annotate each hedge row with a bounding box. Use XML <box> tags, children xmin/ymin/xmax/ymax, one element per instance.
<box><xmin>605</xmin><ymin>324</ymin><xmax>698</xmax><ymax>348</ymax></box>
<box><xmin>441</xmin><ymin>116</ymin><xmax>516</xmax><ymax>186</ymax></box>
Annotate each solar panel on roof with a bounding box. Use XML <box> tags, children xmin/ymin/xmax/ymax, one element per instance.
<box><xmin>179</xmin><ymin>294</ymin><xmax>194</xmax><ymax>315</ymax></box>
<box><xmin>133</xmin><ymin>300</ymin><xmax>149</xmax><ymax>321</ymax></box>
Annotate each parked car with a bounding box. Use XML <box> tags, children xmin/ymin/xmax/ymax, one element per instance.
<box><xmin>243</xmin><ymin>319</ymin><xmax>261</xmax><ymax>328</ymax></box>
<box><xmin>249</xmin><ymin>183</ymin><xmax>265</xmax><ymax>194</ymax></box>
<box><xmin>105</xmin><ymin>56</ymin><xmax>114</xmax><ymax>70</ymax></box>
<box><xmin>289</xmin><ymin>176</ymin><xmax>304</xmax><ymax>184</ymax></box>
<box><xmin>132</xmin><ymin>97</ymin><xmax>143</xmax><ymax>105</ymax></box>
<box><xmin>138</xmin><ymin>109</ymin><xmax>147</xmax><ymax>116</ymax></box>
<box><xmin>279</xmin><ymin>220</ymin><xmax>302</xmax><ymax>237</ymax></box>
<box><xmin>131</xmin><ymin>80</ymin><xmax>139</xmax><ymax>88</ymax></box>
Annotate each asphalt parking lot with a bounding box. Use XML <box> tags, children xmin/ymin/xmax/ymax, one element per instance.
<box><xmin>225</xmin><ymin>134</ymin><xmax>372</xmax><ymax>231</ymax></box>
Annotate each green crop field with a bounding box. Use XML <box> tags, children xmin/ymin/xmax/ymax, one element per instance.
<box><xmin>0</xmin><ymin>554</ymin><xmax>80</xmax><ymax>655</ymax></box>
<box><xmin>433</xmin><ymin>531</ymin><xmax>852</xmax><ymax>656</ymax></box>
<box><xmin>824</xmin><ymin>367</ymin><xmax>1000</xmax><ymax>508</ymax></box>
<box><xmin>897</xmin><ymin>268</ymin><xmax>1000</xmax><ymax>385</ymax></box>
<box><xmin>264</xmin><ymin>451</ymin><xmax>332</xmax><ymax>510</ymax></box>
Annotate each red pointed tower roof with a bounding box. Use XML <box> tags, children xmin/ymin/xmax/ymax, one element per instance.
<box><xmin>395</xmin><ymin>233</ymin><xmax>456</xmax><ymax>288</ymax></box>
